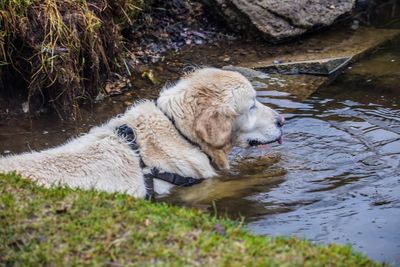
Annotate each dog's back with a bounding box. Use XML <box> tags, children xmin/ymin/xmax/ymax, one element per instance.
<box><xmin>0</xmin><ymin>126</ymin><xmax>147</xmax><ymax>197</ymax></box>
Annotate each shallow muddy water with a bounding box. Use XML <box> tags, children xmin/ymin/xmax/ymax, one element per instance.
<box><xmin>1</xmin><ymin>33</ymin><xmax>400</xmax><ymax>266</ymax></box>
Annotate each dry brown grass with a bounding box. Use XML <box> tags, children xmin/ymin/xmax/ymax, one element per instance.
<box><xmin>0</xmin><ymin>0</ymin><xmax>143</xmax><ymax>119</ymax></box>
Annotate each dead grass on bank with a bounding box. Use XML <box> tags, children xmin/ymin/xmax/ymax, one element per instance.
<box><xmin>0</xmin><ymin>0</ymin><xmax>143</xmax><ymax>119</ymax></box>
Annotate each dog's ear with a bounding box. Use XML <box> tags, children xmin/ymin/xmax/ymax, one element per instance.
<box><xmin>194</xmin><ymin>106</ymin><xmax>235</xmax><ymax>149</ymax></box>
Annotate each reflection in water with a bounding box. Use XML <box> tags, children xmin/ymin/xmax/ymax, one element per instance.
<box><xmin>0</xmin><ymin>91</ymin><xmax>159</xmax><ymax>154</ymax></box>
<box><xmin>161</xmin><ymin>154</ymin><xmax>286</xmax><ymax>209</ymax></box>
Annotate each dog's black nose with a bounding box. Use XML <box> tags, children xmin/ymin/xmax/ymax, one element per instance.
<box><xmin>276</xmin><ymin>115</ymin><xmax>285</xmax><ymax>127</ymax></box>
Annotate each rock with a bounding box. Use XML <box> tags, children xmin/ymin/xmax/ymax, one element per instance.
<box><xmin>350</xmin><ymin>19</ymin><xmax>360</xmax><ymax>30</ymax></box>
<box><xmin>21</xmin><ymin>102</ymin><xmax>29</xmax><ymax>113</ymax></box>
<box><xmin>201</xmin><ymin>0</ymin><xmax>356</xmax><ymax>42</ymax></box>
<box><xmin>257</xmin><ymin>57</ymin><xmax>352</xmax><ymax>76</ymax></box>
<box><xmin>223</xmin><ymin>66</ymin><xmax>327</xmax><ymax>100</ymax></box>
<box><xmin>239</xmin><ymin>27</ymin><xmax>400</xmax><ymax>74</ymax></box>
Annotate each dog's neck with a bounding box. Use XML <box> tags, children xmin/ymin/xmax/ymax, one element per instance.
<box><xmin>157</xmin><ymin>107</ymin><xmax>199</xmax><ymax>148</ymax></box>
<box><xmin>156</xmin><ymin>100</ymin><xmax>230</xmax><ymax>170</ymax></box>
<box><xmin>114</xmin><ymin>101</ymin><xmax>217</xmax><ymax>180</ymax></box>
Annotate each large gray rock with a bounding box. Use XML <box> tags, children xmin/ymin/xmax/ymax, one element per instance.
<box><xmin>202</xmin><ymin>0</ymin><xmax>356</xmax><ymax>42</ymax></box>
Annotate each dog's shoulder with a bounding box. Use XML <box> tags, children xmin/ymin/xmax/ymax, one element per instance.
<box><xmin>125</xmin><ymin>100</ymin><xmax>163</xmax><ymax>120</ymax></box>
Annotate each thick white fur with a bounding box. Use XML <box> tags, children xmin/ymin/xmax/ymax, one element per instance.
<box><xmin>0</xmin><ymin>68</ymin><xmax>282</xmax><ymax>198</ymax></box>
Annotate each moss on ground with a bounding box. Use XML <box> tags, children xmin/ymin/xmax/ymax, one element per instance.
<box><xmin>0</xmin><ymin>172</ymin><xmax>382</xmax><ymax>266</ymax></box>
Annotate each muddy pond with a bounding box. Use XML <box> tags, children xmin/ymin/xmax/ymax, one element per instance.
<box><xmin>1</xmin><ymin>35</ymin><xmax>400</xmax><ymax>265</ymax></box>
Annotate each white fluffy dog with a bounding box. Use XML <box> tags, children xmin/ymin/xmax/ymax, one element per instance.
<box><xmin>0</xmin><ymin>68</ymin><xmax>284</xmax><ymax>198</ymax></box>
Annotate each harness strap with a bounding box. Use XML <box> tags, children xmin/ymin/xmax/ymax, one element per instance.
<box><xmin>143</xmin><ymin>173</ymin><xmax>155</xmax><ymax>201</ymax></box>
<box><xmin>150</xmin><ymin>168</ymin><xmax>202</xmax><ymax>187</ymax></box>
<box><xmin>116</xmin><ymin>124</ymin><xmax>202</xmax><ymax>200</ymax></box>
<box><xmin>116</xmin><ymin>124</ymin><xmax>145</xmax><ymax>168</ymax></box>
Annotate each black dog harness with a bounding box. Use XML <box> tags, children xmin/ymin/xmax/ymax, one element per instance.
<box><xmin>116</xmin><ymin>124</ymin><xmax>202</xmax><ymax>200</ymax></box>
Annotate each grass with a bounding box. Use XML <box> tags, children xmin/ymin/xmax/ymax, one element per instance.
<box><xmin>0</xmin><ymin>0</ymin><xmax>143</xmax><ymax>119</ymax></box>
<box><xmin>0</xmin><ymin>172</ymin><xmax>382</xmax><ymax>266</ymax></box>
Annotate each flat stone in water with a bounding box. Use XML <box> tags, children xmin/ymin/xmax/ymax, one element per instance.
<box><xmin>224</xmin><ymin>66</ymin><xmax>327</xmax><ymax>100</ymax></box>
<box><xmin>256</xmin><ymin>57</ymin><xmax>351</xmax><ymax>76</ymax></box>
<box><xmin>240</xmin><ymin>27</ymin><xmax>400</xmax><ymax>75</ymax></box>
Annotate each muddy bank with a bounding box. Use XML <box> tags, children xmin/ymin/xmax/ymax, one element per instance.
<box><xmin>0</xmin><ymin>0</ymin><xmax>146</xmax><ymax>119</ymax></box>
<box><xmin>125</xmin><ymin>0</ymin><xmax>234</xmax><ymax>65</ymax></box>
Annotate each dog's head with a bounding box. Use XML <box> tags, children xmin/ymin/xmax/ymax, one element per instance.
<box><xmin>157</xmin><ymin>68</ymin><xmax>284</xmax><ymax>170</ymax></box>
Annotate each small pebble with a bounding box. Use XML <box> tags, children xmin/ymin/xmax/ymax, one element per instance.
<box><xmin>22</xmin><ymin>102</ymin><xmax>29</xmax><ymax>113</ymax></box>
<box><xmin>350</xmin><ymin>20</ymin><xmax>359</xmax><ymax>30</ymax></box>
<box><xmin>43</xmin><ymin>131</ymin><xmax>49</xmax><ymax>135</ymax></box>
<box><xmin>351</xmin><ymin>24</ymin><xmax>359</xmax><ymax>30</ymax></box>
<box><xmin>194</xmin><ymin>39</ymin><xmax>203</xmax><ymax>45</ymax></box>
<box><xmin>3</xmin><ymin>150</ymin><xmax>11</xmax><ymax>154</ymax></box>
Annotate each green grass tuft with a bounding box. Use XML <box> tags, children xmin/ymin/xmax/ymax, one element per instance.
<box><xmin>0</xmin><ymin>172</ymin><xmax>383</xmax><ymax>266</ymax></box>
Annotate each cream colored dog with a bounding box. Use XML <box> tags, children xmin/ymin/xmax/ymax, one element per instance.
<box><xmin>0</xmin><ymin>68</ymin><xmax>284</xmax><ymax>198</ymax></box>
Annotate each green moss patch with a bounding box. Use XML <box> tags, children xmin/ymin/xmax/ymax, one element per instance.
<box><xmin>0</xmin><ymin>172</ymin><xmax>381</xmax><ymax>266</ymax></box>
